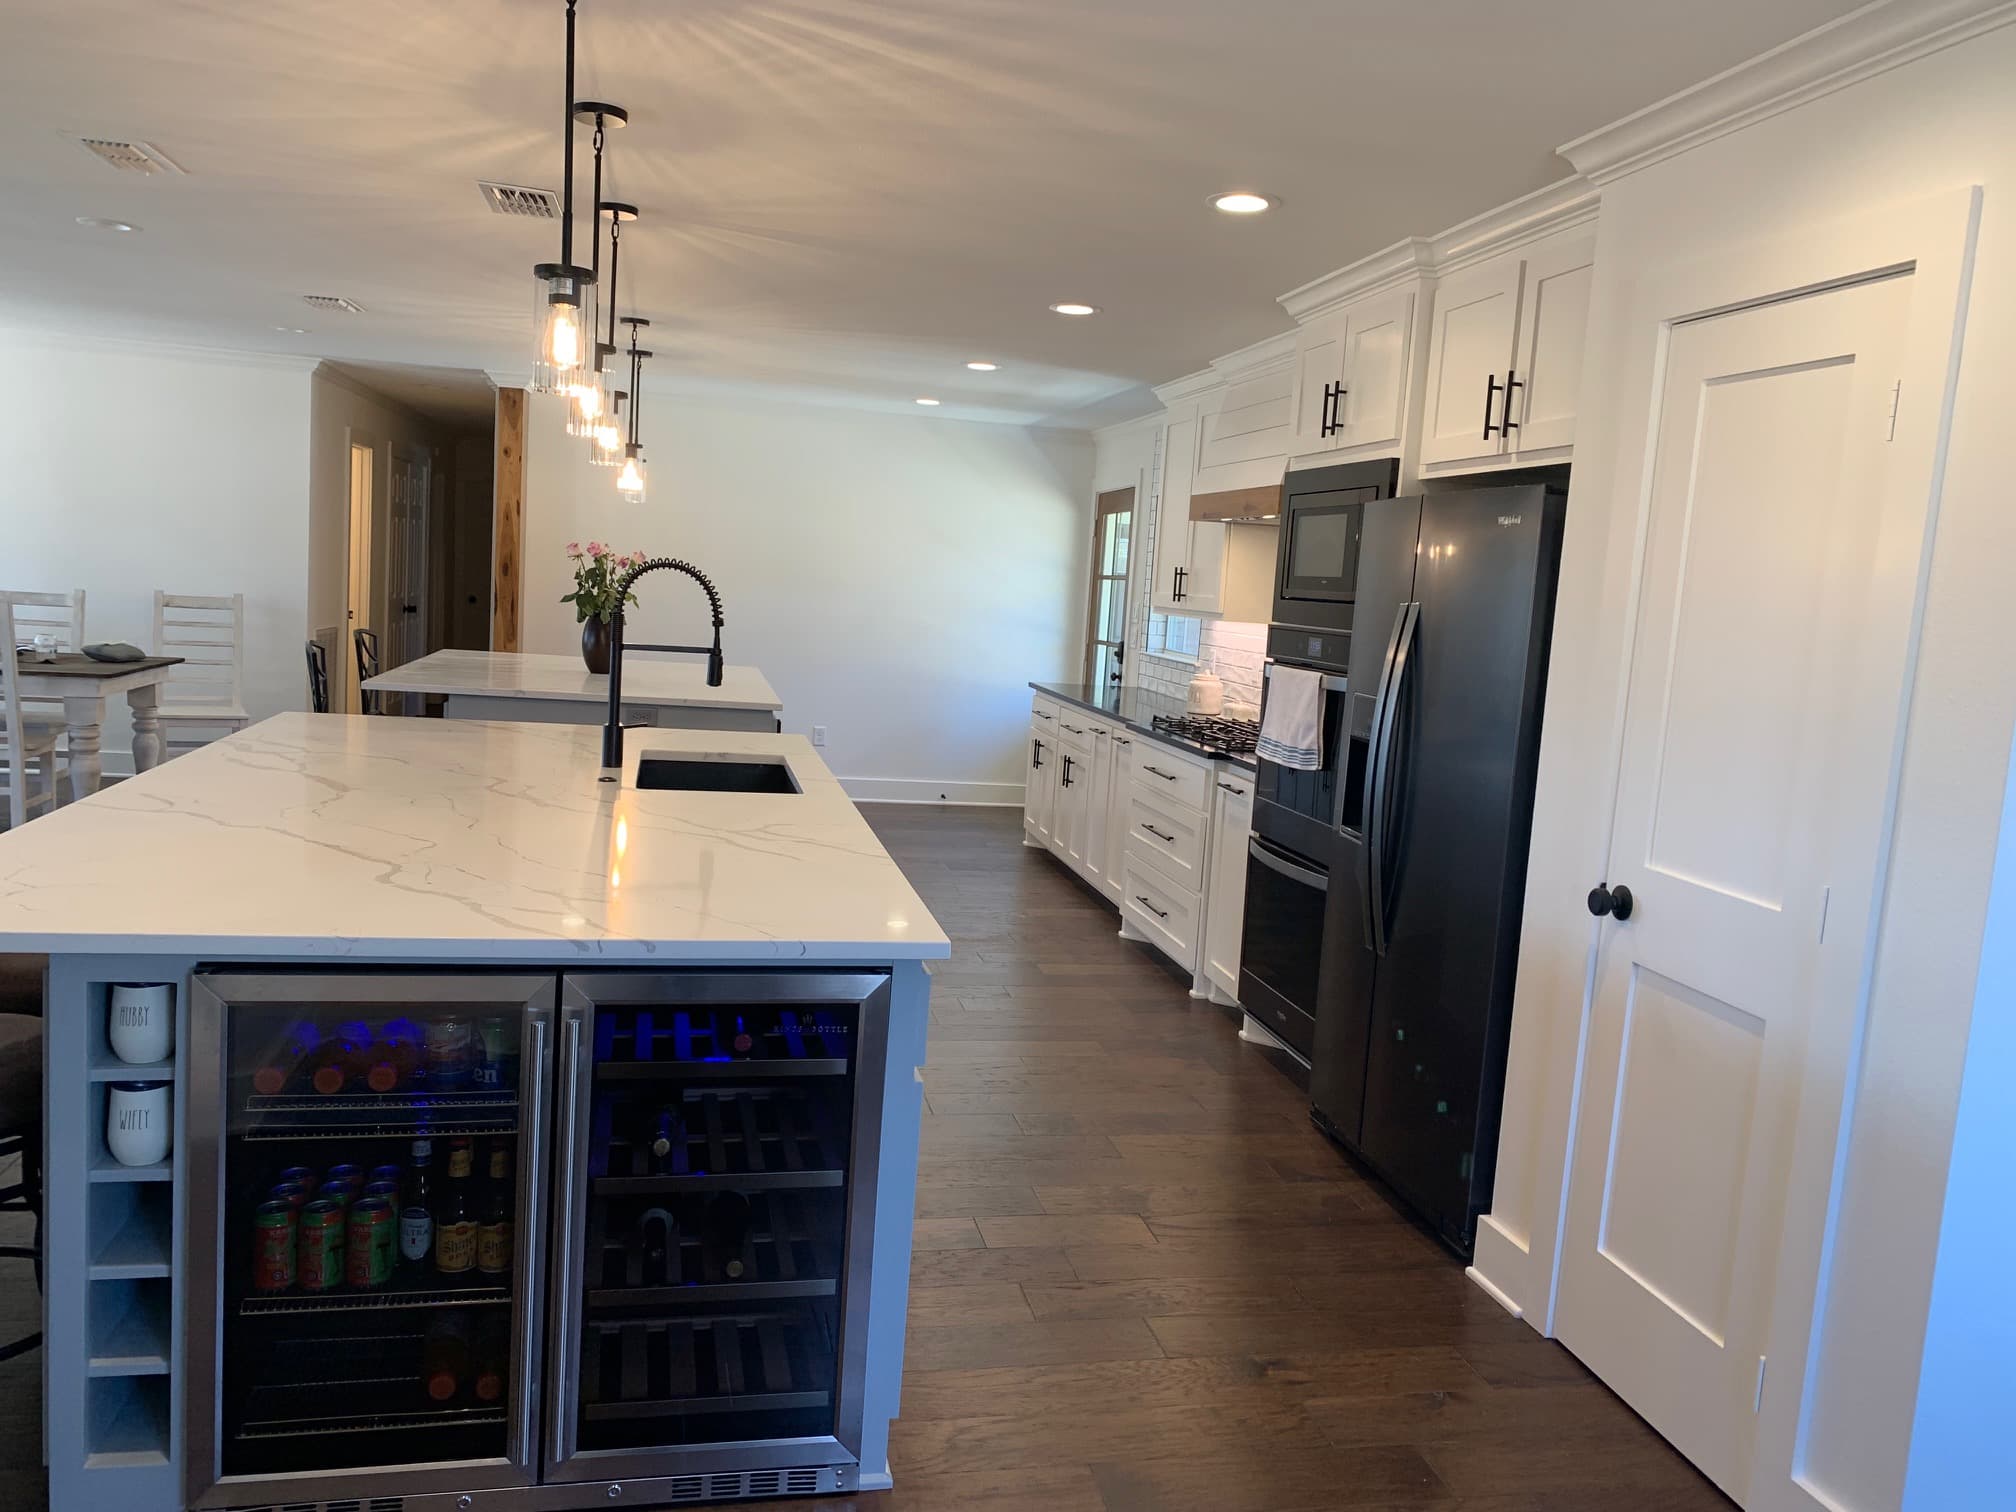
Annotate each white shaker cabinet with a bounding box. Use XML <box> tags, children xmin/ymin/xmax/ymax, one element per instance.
<box><xmin>1417</xmin><ymin>229</ymin><xmax>1596</xmax><ymax>469</ymax></box>
<box><xmin>1050</xmin><ymin>715</ymin><xmax>1096</xmax><ymax>874</ymax></box>
<box><xmin>1200</xmin><ymin>769</ymin><xmax>1253</xmax><ymax>1003</ymax></box>
<box><xmin>1023</xmin><ymin>698</ymin><xmax>1059</xmax><ymax>848</ymax></box>
<box><xmin>1149</xmin><ymin>409</ymin><xmax>1227</xmax><ymax>617</ymax></box>
<box><xmin>1289</xmin><ymin>286</ymin><xmax>1415</xmax><ymax>458</ymax></box>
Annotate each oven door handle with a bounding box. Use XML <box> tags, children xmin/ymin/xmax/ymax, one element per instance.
<box><xmin>1248</xmin><ymin>834</ymin><xmax>1329</xmax><ymax>891</ymax></box>
<box><xmin>1357</xmin><ymin>600</ymin><xmax>1413</xmax><ymax>952</ymax></box>
<box><xmin>1365</xmin><ymin>601</ymin><xmax>1419</xmax><ymax>957</ymax></box>
<box><xmin>1263</xmin><ymin>662</ymin><xmax>1349</xmax><ymax>695</ymax></box>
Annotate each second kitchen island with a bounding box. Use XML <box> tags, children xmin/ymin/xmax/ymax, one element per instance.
<box><xmin>0</xmin><ymin>713</ymin><xmax>945</xmax><ymax>1512</ymax></box>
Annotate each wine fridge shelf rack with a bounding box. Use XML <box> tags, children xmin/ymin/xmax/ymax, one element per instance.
<box><xmin>235</xmin><ymin>1088</ymin><xmax>520</xmax><ymax>1141</ymax></box>
<box><xmin>594</xmin><ymin>1007</ymin><xmax>852</xmax><ymax>1074</ymax></box>
<box><xmin>580</xmin><ymin>1313</ymin><xmax>835</xmax><ymax>1423</ymax></box>
<box><xmin>239</xmin><ymin>1282</ymin><xmax>511</xmax><ymax>1318</ymax></box>
<box><xmin>587</xmin><ymin>1190</ymin><xmax>841</xmax><ymax>1307</ymax></box>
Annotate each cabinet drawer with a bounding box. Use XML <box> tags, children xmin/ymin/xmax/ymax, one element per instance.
<box><xmin>1054</xmin><ymin>710</ymin><xmax>1097</xmax><ymax>751</ymax></box>
<box><xmin>1126</xmin><ymin>787</ymin><xmax>1205</xmax><ymax>891</ymax></box>
<box><xmin>1030</xmin><ymin>695</ymin><xmax>1060</xmax><ymax>728</ymax></box>
<box><xmin>1121</xmin><ymin>856</ymin><xmax>1199</xmax><ymax>972</ymax></box>
<box><xmin>1129</xmin><ymin>742</ymin><xmax>1210</xmax><ymax>812</ymax></box>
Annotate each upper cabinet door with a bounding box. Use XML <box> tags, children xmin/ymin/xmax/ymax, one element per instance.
<box><xmin>1199</xmin><ymin>365</ymin><xmax>1295</xmax><ymax>471</ymax></box>
<box><xmin>1507</xmin><ymin>232</ymin><xmax>1596</xmax><ymax>456</ymax></box>
<box><xmin>1289</xmin><ymin>308</ymin><xmax>1350</xmax><ymax>454</ymax></box>
<box><xmin>1180</xmin><ymin>521</ymin><xmax>1227</xmax><ymax>617</ymax></box>
<box><xmin>1333</xmin><ymin>288</ymin><xmax>1413</xmax><ymax>453</ymax></box>
<box><xmin>1417</xmin><ymin>256</ymin><xmax>1524</xmax><ymax>467</ymax></box>
<box><xmin>1151</xmin><ymin>412</ymin><xmax>1202</xmax><ymax>614</ymax></box>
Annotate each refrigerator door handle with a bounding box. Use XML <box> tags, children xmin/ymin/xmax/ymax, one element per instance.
<box><xmin>547</xmin><ymin>1004</ymin><xmax>587</xmax><ymax>1470</ymax></box>
<box><xmin>1367</xmin><ymin>602</ymin><xmax>1421</xmax><ymax>956</ymax></box>
<box><xmin>513</xmin><ymin>1003</ymin><xmax>553</xmax><ymax>1473</ymax></box>
<box><xmin>1248</xmin><ymin>833</ymin><xmax>1330</xmax><ymax>890</ymax></box>
<box><xmin>1356</xmin><ymin>601</ymin><xmax>1412</xmax><ymax>950</ymax></box>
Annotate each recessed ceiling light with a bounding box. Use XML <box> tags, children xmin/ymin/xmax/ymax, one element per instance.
<box><xmin>966</xmin><ymin>361</ymin><xmax>999</xmax><ymax>371</ymax></box>
<box><xmin>1049</xmin><ymin>302</ymin><xmax>1099</xmax><ymax>316</ymax></box>
<box><xmin>75</xmin><ymin>216</ymin><xmax>139</xmax><ymax>232</ymax></box>
<box><xmin>915</xmin><ymin>397</ymin><xmax>941</xmax><ymax>406</ymax></box>
<box><xmin>1211</xmin><ymin>191</ymin><xmax>1276</xmax><ymax>214</ymax></box>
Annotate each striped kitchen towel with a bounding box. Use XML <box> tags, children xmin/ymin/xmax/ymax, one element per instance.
<box><xmin>1256</xmin><ymin>664</ymin><xmax>1323</xmax><ymax>771</ymax></box>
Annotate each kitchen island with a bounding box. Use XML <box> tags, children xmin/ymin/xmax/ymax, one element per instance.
<box><xmin>364</xmin><ymin>648</ymin><xmax>784</xmax><ymax>731</ymax></box>
<box><xmin>0</xmin><ymin>713</ymin><xmax>944</xmax><ymax>1512</ymax></box>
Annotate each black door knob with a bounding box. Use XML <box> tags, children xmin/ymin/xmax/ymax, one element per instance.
<box><xmin>1587</xmin><ymin>883</ymin><xmax>1634</xmax><ymax>921</ymax></box>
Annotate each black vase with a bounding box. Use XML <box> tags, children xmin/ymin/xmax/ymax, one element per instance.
<box><xmin>581</xmin><ymin>617</ymin><xmax>612</xmax><ymax>675</ymax></box>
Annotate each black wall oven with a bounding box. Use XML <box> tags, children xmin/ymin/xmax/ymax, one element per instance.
<box><xmin>1270</xmin><ymin>458</ymin><xmax>1399</xmax><ymax>634</ymax></box>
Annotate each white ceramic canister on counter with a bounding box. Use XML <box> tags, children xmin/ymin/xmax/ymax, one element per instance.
<box><xmin>107</xmin><ymin>1081</ymin><xmax>173</xmax><ymax>1166</ymax></box>
<box><xmin>1186</xmin><ymin>662</ymin><xmax>1225</xmax><ymax>716</ymax></box>
<box><xmin>109</xmin><ymin>982</ymin><xmax>175</xmax><ymax>1065</ymax></box>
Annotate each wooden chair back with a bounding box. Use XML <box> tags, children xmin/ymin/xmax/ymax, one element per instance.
<box><xmin>152</xmin><ymin>592</ymin><xmax>247</xmax><ymax>714</ymax></box>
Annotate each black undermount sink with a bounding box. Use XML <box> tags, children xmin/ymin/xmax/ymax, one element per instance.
<box><xmin>633</xmin><ymin>756</ymin><xmax>801</xmax><ymax>794</ymax></box>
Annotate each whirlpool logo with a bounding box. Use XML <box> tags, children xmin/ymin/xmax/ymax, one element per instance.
<box><xmin>1497</xmin><ymin>514</ymin><xmax>1524</xmax><ymax>527</ymax></box>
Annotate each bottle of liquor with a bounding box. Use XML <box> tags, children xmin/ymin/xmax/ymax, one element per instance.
<box><xmin>650</xmin><ymin>1106</ymin><xmax>679</xmax><ymax>1166</ymax></box>
<box><xmin>471</xmin><ymin>1310</ymin><xmax>509</xmax><ymax>1404</ymax></box>
<box><xmin>433</xmin><ymin>1138</ymin><xmax>478</xmax><ymax>1278</ymax></box>
<box><xmin>729</xmin><ymin>1014</ymin><xmax>755</xmax><ymax>1058</ymax></box>
<box><xmin>701</xmin><ymin>1190</ymin><xmax>752</xmax><ymax>1281</ymax></box>
<box><xmin>364</xmin><ymin>1018</ymin><xmax>422</xmax><ymax>1094</ymax></box>
<box><xmin>476</xmin><ymin>1145</ymin><xmax>513</xmax><ymax>1278</ymax></box>
<box><xmin>421</xmin><ymin>1311</ymin><xmax>472</xmax><ymax>1403</ymax></box>
<box><xmin>400</xmin><ymin>1139</ymin><xmax>435</xmax><ymax>1274</ymax></box>
<box><xmin>472</xmin><ymin>1017</ymin><xmax>519</xmax><ymax>1095</ymax></box>
<box><xmin>302</xmin><ymin>1032</ymin><xmax>357</xmax><ymax>1095</ymax></box>
<box><xmin>252</xmin><ymin>1019</ymin><xmax>321</xmax><ymax>1095</ymax></box>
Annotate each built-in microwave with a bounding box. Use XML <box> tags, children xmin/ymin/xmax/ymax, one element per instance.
<box><xmin>1270</xmin><ymin>458</ymin><xmax>1400</xmax><ymax>635</ymax></box>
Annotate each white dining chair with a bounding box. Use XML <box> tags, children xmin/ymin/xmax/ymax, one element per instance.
<box><xmin>1</xmin><ymin>589</ymin><xmax>85</xmax><ymax>720</ymax></box>
<box><xmin>0</xmin><ymin>600</ymin><xmax>63</xmax><ymax>829</ymax></box>
<box><xmin>151</xmin><ymin>591</ymin><xmax>251</xmax><ymax>757</ymax></box>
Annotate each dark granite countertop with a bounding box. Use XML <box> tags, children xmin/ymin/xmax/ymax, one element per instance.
<box><xmin>1028</xmin><ymin>681</ymin><xmax>1258</xmax><ymax>775</ymax></box>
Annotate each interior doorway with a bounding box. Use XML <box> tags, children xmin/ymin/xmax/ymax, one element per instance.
<box><xmin>1083</xmin><ymin>487</ymin><xmax>1134</xmax><ymax>690</ymax></box>
<box><xmin>344</xmin><ymin>439</ymin><xmax>374</xmax><ymax>714</ymax></box>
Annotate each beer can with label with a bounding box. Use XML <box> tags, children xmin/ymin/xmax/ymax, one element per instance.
<box><xmin>252</xmin><ymin>1201</ymin><xmax>296</xmax><ymax>1293</ymax></box>
<box><xmin>298</xmin><ymin>1200</ymin><xmax>347</xmax><ymax>1291</ymax></box>
<box><xmin>326</xmin><ymin>1163</ymin><xmax>366</xmax><ymax>1189</ymax></box>
<box><xmin>268</xmin><ymin>1180</ymin><xmax>310</xmax><ymax>1211</ymax></box>
<box><xmin>346</xmin><ymin>1198</ymin><xmax>396</xmax><ymax>1288</ymax></box>
<box><xmin>363</xmin><ymin>1180</ymin><xmax>400</xmax><ymax>1204</ymax></box>
<box><xmin>317</xmin><ymin>1179</ymin><xmax>355</xmax><ymax>1212</ymax></box>
<box><xmin>278</xmin><ymin>1165</ymin><xmax>317</xmax><ymax>1190</ymax></box>
<box><xmin>368</xmin><ymin>1164</ymin><xmax>403</xmax><ymax>1187</ymax></box>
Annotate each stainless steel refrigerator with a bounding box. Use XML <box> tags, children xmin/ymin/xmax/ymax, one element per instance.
<box><xmin>1309</xmin><ymin>483</ymin><xmax>1565</xmax><ymax>1255</ymax></box>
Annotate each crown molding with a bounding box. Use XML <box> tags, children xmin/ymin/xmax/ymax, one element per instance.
<box><xmin>1278</xmin><ymin>237</ymin><xmax>1435</xmax><ymax>323</ymax></box>
<box><xmin>0</xmin><ymin>323</ymin><xmax>322</xmax><ymax>374</ymax></box>
<box><xmin>1093</xmin><ymin>409</ymin><xmax>1167</xmax><ymax>442</ymax></box>
<box><xmin>483</xmin><ymin>368</ymin><xmax>529</xmax><ymax>392</ymax></box>
<box><xmin>1152</xmin><ymin>366</ymin><xmax>1226</xmax><ymax>406</ymax></box>
<box><xmin>1559</xmin><ymin>0</ymin><xmax>2016</xmax><ymax>185</ymax></box>
<box><xmin>1428</xmin><ymin>176</ymin><xmax>1600</xmax><ymax>275</ymax></box>
<box><xmin>1209</xmin><ymin>328</ymin><xmax>1298</xmax><ymax>384</ymax></box>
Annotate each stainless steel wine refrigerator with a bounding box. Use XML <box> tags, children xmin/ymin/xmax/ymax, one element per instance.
<box><xmin>184</xmin><ymin>968</ymin><xmax>896</xmax><ymax>1510</ymax></box>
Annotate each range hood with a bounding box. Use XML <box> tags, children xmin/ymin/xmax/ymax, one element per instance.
<box><xmin>1189</xmin><ymin>481</ymin><xmax>1282</xmax><ymax>523</ymax></box>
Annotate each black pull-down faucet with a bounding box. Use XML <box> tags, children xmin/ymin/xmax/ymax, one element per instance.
<box><xmin>600</xmin><ymin>557</ymin><xmax>725</xmax><ymax>779</ymax></box>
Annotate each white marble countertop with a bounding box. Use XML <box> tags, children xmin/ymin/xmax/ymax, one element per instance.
<box><xmin>0</xmin><ymin>714</ymin><xmax>947</xmax><ymax>961</ymax></box>
<box><xmin>364</xmin><ymin>649</ymin><xmax>782</xmax><ymax>711</ymax></box>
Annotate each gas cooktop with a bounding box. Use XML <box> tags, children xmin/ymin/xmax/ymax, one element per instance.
<box><xmin>1148</xmin><ymin>713</ymin><xmax>1260</xmax><ymax>757</ymax></box>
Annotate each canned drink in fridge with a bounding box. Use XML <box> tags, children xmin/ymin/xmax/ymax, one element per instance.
<box><xmin>268</xmin><ymin>1181</ymin><xmax>310</xmax><ymax>1211</ymax></box>
<box><xmin>473</xmin><ymin>1017</ymin><xmax>517</xmax><ymax>1092</ymax></box>
<box><xmin>252</xmin><ymin>1201</ymin><xmax>296</xmax><ymax>1292</ymax></box>
<box><xmin>326</xmin><ymin>1163</ymin><xmax>366</xmax><ymax>1189</ymax></box>
<box><xmin>425</xmin><ymin>1016</ymin><xmax>474</xmax><ymax>1091</ymax></box>
<box><xmin>345</xmin><ymin>1198</ymin><xmax>396</xmax><ymax>1288</ymax></box>
<box><xmin>298</xmin><ymin>1200</ymin><xmax>347</xmax><ymax>1291</ymax></box>
<box><xmin>317</xmin><ymin>1180</ymin><xmax>355</xmax><ymax>1212</ymax></box>
<box><xmin>368</xmin><ymin>1164</ymin><xmax>402</xmax><ymax>1187</ymax></box>
<box><xmin>363</xmin><ymin>1180</ymin><xmax>400</xmax><ymax>1203</ymax></box>
<box><xmin>278</xmin><ymin>1165</ymin><xmax>317</xmax><ymax>1190</ymax></box>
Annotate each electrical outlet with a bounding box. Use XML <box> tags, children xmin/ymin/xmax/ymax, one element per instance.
<box><xmin>812</xmin><ymin>725</ymin><xmax>827</xmax><ymax>747</ymax></box>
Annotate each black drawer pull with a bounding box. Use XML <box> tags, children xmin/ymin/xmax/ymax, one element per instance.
<box><xmin>1134</xmin><ymin>895</ymin><xmax>1170</xmax><ymax>920</ymax></box>
<box><xmin>1217</xmin><ymin>781</ymin><xmax>1246</xmax><ymax>796</ymax></box>
<box><xmin>1033</xmin><ymin>710</ymin><xmax>1052</xmax><ymax>720</ymax></box>
<box><xmin>1142</xmin><ymin>823</ymin><xmax>1175</xmax><ymax>843</ymax></box>
<box><xmin>1061</xmin><ymin>722</ymin><xmax>1084</xmax><ymax>734</ymax></box>
<box><xmin>1143</xmin><ymin>765</ymin><xmax>1178</xmax><ymax>782</ymax></box>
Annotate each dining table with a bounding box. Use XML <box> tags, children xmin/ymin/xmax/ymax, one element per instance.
<box><xmin>12</xmin><ymin>651</ymin><xmax>182</xmax><ymax>800</ymax></box>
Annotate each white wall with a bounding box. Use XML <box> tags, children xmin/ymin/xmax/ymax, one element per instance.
<box><xmin>520</xmin><ymin>390</ymin><xmax>1093</xmax><ymax>802</ymax></box>
<box><xmin>1</xmin><ymin>333</ymin><xmax>314</xmax><ymax>764</ymax></box>
<box><xmin>1478</xmin><ymin>16</ymin><xmax>2016</xmax><ymax>1511</ymax></box>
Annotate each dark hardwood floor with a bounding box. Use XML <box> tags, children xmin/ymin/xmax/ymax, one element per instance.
<box><xmin>0</xmin><ymin>805</ymin><xmax>1731</xmax><ymax>1511</ymax></box>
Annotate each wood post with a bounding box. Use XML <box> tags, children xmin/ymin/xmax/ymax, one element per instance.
<box><xmin>491</xmin><ymin>387</ymin><xmax>527</xmax><ymax>651</ymax></box>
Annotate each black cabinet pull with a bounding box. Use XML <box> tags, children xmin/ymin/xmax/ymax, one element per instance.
<box><xmin>1061</xmin><ymin>754</ymin><xmax>1074</xmax><ymax>789</ymax></box>
<box><xmin>1142</xmin><ymin>822</ymin><xmax>1174</xmax><ymax>843</ymax></box>
<box><xmin>1587</xmin><ymin>883</ymin><xmax>1634</xmax><ymax>921</ymax></box>
<box><xmin>1113</xmin><ymin>736</ymin><xmax>1131</xmax><ymax>747</ymax></box>
<box><xmin>1502</xmin><ymin>368</ymin><xmax>1523</xmax><ymax>435</ymax></box>
<box><xmin>1320</xmin><ymin>380</ymin><xmax>1347</xmax><ymax>438</ymax></box>
<box><xmin>1134</xmin><ymin>895</ymin><xmax>1171</xmax><ymax>920</ymax></box>
<box><xmin>1033</xmin><ymin>709</ymin><xmax>1052</xmax><ymax>721</ymax></box>
<box><xmin>1061</xmin><ymin>721</ymin><xmax>1084</xmax><ymax>734</ymax></box>
<box><xmin>1217</xmin><ymin>781</ymin><xmax>1247</xmax><ymax>796</ymax></box>
<box><xmin>1031</xmin><ymin>738</ymin><xmax>1044</xmax><ymax>769</ymax></box>
<box><xmin>1142</xmin><ymin>765</ymin><xmax>1178</xmax><ymax>782</ymax></box>
<box><xmin>1483</xmin><ymin>372</ymin><xmax>1504</xmax><ymax>440</ymax></box>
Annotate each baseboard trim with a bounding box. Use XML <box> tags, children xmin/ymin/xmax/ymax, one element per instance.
<box><xmin>839</xmin><ymin>777</ymin><xmax>1023</xmax><ymax>806</ymax></box>
<box><xmin>1467</xmin><ymin>1212</ymin><xmax>1532</xmax><ymax>1323</ymax></box>
<box><xmin>1466</xmin><ymin>1264</ymin><xmax>1524</xmax><ymax>1320</ymax></box>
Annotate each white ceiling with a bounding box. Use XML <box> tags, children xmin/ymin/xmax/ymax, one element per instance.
<box><xmin>0</xmin><ymin>0</ymin><xmax>1867</xmax><ymax>428</ymax></box>
<box><xmin>321</xmin><ymin>360</ymin><xmax>499</xmax><ymax>429</ymax></box>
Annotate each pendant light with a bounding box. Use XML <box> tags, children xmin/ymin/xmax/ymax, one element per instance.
<box><xmin>582</xmin><ymin>195</ymin><xmax>638</xmax><ymax>446</ymax></box>
<box><xmin>530</xmin><ymin>0</ymin><xmax>595</xmax><ymax>393</ymax></box>
<box><xmin>566</xmin><ymin>102</ymin><xmax>627</xmax><ymax>435</ymax></box>
<box><xmin>616</xmin><ymin>316</ymin><xmax>651</xmax><ymax>503</ymax></box>
<box><xmin>591</xmin><ymin>388</ymin><xmax>627</xmax><ymax>467</ymax></box>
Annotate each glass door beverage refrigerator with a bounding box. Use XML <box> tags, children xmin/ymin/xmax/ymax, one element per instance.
<box><xmin>184</xmin><ymin>968</ymin><xmax>893</xmax><ymax>1509</ymax></box>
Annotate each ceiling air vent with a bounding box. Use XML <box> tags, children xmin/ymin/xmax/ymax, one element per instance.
<box><xmin>302</xmin><ymin>294</ymin><xmax>365</xmax><ymax>314</ymax></box>
<box><xmin>77</xmin><ymin>137</ymin><xmax>184</xmax><ymax>174</ymax></box>
<box><xmin>478</xmin><ymin>180</ymin><xmax>561</xmax><ymax>219</ymax></box>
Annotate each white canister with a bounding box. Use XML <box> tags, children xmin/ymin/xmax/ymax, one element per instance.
<box><xmin>107</xmin><ymin>1082</ymin><xmax>173</xmax><ymax>1167</ymax></box>
<box><xmin>1186</xmin><ymin>664</ymin><xmax>1225</xmax><ymax>716</ymax></box>
<box><xmin>109</xmin><ymin>983</ymin><xmax>175</xmax><ymax>1065</ymax></box>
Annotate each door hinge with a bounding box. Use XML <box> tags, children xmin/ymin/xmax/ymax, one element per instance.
<box><xmin>1754</xmin><ymin>1354</ymin><xmax>1767</xmax><ymax>1412</ymax></box>
<box><xmin>1884</xmin><ymin>380</ymin><xmax>1901</xmax><ymax>441</ymax></box>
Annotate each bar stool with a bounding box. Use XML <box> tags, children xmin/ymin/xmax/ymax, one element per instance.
<box><xmin>0</xmin><ymin>955</ymin><xmax>43</xmax><ymax>1363</ymax></box>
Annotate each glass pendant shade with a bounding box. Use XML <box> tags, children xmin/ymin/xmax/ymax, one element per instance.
<box><xmin>590</xmin><ymin>392</ymin><xmax>626</xmax><ymax>466</ymax></box>
<box><xmin>616</xmin><ymin>446</ymin><xmax>647</xmax><ymax>504</ymax></box>
<box><xmin>565</xmin><ymin>362</ymin><xmax>607</xmax><ymax>438</ymax></box>
<box><xmin>531</xmin><ymin>266</ymin><xmax>592</xmax><ymax>394</ymax></box>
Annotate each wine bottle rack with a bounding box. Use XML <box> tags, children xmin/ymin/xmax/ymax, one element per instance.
<box><xmin>594</xmin><ymin>1087</ymin><xmax>846</xmax><ymax>1194</ymax></box>
<box><xmin>234</xmin><ymin>1087</ymin><xmax>519</xmax><ymax>1140</ymax></box>
<box><xmin>593</xmin><ymin>1006</ymin><xmax>852</xmax><ymax>1077</ymax></box>
<box><xmin>586</xmin><ymin>1190</ymin><xmax>841</xmax><ymax>1306</ymax></box>
<box><xmin>579</xmin><ymin>1313</ymin><xmax>835</xmax><ymax>1422</ymax></box>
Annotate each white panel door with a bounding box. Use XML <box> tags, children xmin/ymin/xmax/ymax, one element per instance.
<box><xmin>1507</xmin><ymin>233</ymin><xmax>1595</xmax><ymax>455</ymax></box>
<box><xmin>1417</xmin><ymin>257</ymin><xmax>1522</xmax><ymax>466</ymax></box>
<box><xmin>1556</xmin><ymin>271</ymin><xmax>1913</xmax><ymax>1500</ymax></box>
<box><xmin>1288</xmin><ymin>307</ymin><xmax>1348</xmax><ymax>453</ymax></box>
<box><xmin>1024</xmin><ymin>722</ymin><xmax>1055</xmax><ymax>846</ymax></box>
<box><xmin>1333</xmin><ymin>288</ymin><xmax>1412</xmax><ymax>452</ymax></box>
<box><xmin>1151</xmin><ymin>413</ymin><xmax>1200</xmax><ymax>613</ymax></box>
